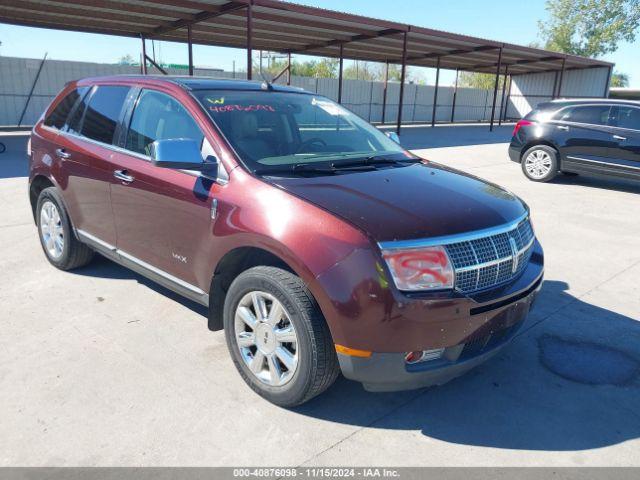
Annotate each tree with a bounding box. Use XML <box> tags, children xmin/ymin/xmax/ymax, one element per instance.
<box><xmin>539</xmin><ymin>0</ymin><xmax>640</xmax><ymax>57</ymax></box>
<box><xmin>458</xmin><ymin>72</ymin><xmax>506</xmax><ymax>90</ymax></box>
<box><xmin>117</xmin><ymin>54</ymin><xmax>138</xmax><ymax>66</ymax></box>
<box><xmin>376</xmin><ymin>63</ymin><xmax>427</xmax><ymax>84</ymax></box>
<box><xmin>262</xmin><ymin>58</ymin><xmax>338</xmax><ymax>79</ymax></box>
<box><xmin>610</xmin><ymin>71</ymin><xmax>630</xmax><ymax>87</ymax></box>
<box><xmin>343</xmin><ymin>61</ymin><xmax>377</xmax><ymax>81</ymax></box>
<box><xmin>259</xmin><ymin>56</ymin><xmax>429</xmax><ymax>84</ymax></box>
<box><xmin>386</xmin><ymin>63</ymin><xmax>403</xmax><ymax>81</ymax></box>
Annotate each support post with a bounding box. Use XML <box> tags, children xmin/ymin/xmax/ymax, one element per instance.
<box><xmin>381</xmin><ymin>60</ymin><xmax>389</xmax><ymax>124</ymax></box>
<box><xmin>338</xmin><ymin>43</ymin><xmax>344</xmax><ymax>104</ymax></box>
<box><xmin>396</xmin><ymin>31</ymin><xmax>408</xmax><ymax>136</ymax></box>
<box><xmin>431</xmin><ymin>56</ymin><xmax>440</xmax><ymax>128</ymax></box>
<box><xmin>451</xmin><ymin>68</ymin><xmax>459</xmax><ymax>123</ymax></box>
<box><xmin>498</xmin><ymin>65</ymin><xmax>508</xmax><ymax>126</ymax></box>
<box><xmin>604</xmin><ymin>66</ymin><xmax>612</xmax><ymax>97</ymax></box>
<box><xmin>368</xmin><ymin>81</ymin><xmax>374</xmax><ymax>121</ymax></box>
<box><xmin>556</xmin><ymin>57</ymin><xmax>566</xmax><ymax>98</ymax></box>
<box><xmin>187</xmin><ymin>25</ymin><xmax>194</xmax><ymax>76</ymax></box>
<box><xmin>503</xmin><ymin>74</ymin><xmax>513</xmax><ymax>121</ymax></box>
<box><xmin>287</xmin><ymin>52</ymin><xmax>291</xmax><ymax>86</ymax></box>
<box><xmin>246</xmin><ymin>0</ymin><xmax>253</xmax><ymax>80</ymax></box>
<box><xmin>489</xmin><ymin>46</ymin><xmax>503</xmax><ymax>132</ymax></box>
<box><xmin>141</xmin><ymin>35</ymin><xmax>147</xmax><ymax>75</ymax></box>
<box><xmin>551</xmin><ymin>70</ymin><xmax>559</xmax><ymax>99</ymax></box>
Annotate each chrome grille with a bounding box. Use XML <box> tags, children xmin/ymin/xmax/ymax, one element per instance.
<box><xmin>445</xmin><ymin>217</ymin><xmax>535</xmax><ymax>294</ymax></box>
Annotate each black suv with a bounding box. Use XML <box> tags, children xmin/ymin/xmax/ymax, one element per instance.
<box><xmin>509</xmin><ymin>99</ymin><xmax>640</xmax><ymax>182</ymax></box>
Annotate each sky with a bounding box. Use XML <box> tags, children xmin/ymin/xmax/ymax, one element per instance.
<box><xmin>0</xmin><ymin>0</ymin><xmax>638</xmax><ymax>87</ymax></box>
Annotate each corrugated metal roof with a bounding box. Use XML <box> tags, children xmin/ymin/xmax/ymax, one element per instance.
<box><xmin>0</xmin><ymin>0</ymin><xmax>612</xmax><ymax>75</ymax></box>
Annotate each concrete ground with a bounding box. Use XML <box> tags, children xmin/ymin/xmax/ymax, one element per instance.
<box><xmin>1</xmin><ymin>126</ymin><xmax>639</xmax><ymax>466</ymax></box>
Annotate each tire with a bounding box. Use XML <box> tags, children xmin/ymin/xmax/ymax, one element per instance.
<box><xmin>36</xmin><ymin>186</ymin><xmax>94</xmax><ymax>270</ymax></box>
<box><xmin>223</xmin><ymin>266</ymin><xmax>339</xmax><ymax>407</ymax></box>
<box><xmin>521</xmin><ymin>145</ymin><xmax>558</xmax><ymax>182</ymax></box>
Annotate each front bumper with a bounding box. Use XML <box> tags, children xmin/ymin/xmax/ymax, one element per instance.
<box><xmin>337</xmin><ymin>271</ymin><xmax>542</xmax><ymax>392</ymax></box>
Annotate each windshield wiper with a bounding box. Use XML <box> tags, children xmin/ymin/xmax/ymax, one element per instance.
<box><xmin>332</xmin><ymin>155</ymin><xmax>421</xmax><ymax>169</ymax></box>
<box><xmin>255</xmin><ymin>162</ymin><xmax>377</xmax><ymax>176</ymax></box>
<box><xmin>292</xmin><ymin>163</ymin><xmax>337</xmax><ymax>174</ymax></box>
<box><xmin>254</xmin><ymin>163</ymin><xmax>337</xmax><ymax>176</ymax></box>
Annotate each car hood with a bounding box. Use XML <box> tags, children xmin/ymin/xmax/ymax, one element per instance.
<box><xmin>269</xmin><ymin>162</ymin><xmax>528</xmax><ymax>243</ymax></box>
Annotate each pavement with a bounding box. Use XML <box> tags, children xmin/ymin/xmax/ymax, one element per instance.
<box><xmin>1</xmin><ymin>126</ymin><xmax>639</xmax><ymax>466</ymax></box>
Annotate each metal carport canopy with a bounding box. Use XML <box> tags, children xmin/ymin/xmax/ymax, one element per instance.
<box><xmin>0</xmin><ymin>0</ymin><xmax>613</xmax><ymax>131</ymax></box>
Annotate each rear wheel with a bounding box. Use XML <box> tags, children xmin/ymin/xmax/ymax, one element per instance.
<box><xmin>521</xmin><ymin>145</ymin><xmax>558</xmax><ymax>182</ymax></box>
<box><xmin>223</xmin><ymin>266</ymin><xmax>339</xmax><ymax>407</ymax></box>
<box><xmin>36</xmin><ymin>187</ymin><xmax>94</xmax><ymax>270</ymax></box>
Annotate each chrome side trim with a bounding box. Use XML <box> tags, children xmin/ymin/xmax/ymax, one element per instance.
<box><xmin>117</xmin><ymin>250</ymin><xmax>205</xmax><ymax>296</ymax></box>
<box><xmin>566</xmin><ymin>156</ymin><xmax>640</xmax><ymax>171</ymax></box>
<box><xmin>77</xmin><ymin>229</ymin><xmax>206</xmax><ymax>298</ymax></box>
<box><xmin>378</xmin><ymin>212</ymin><xmax>529</xmax><ymax>251</ymax></box>
<box><xmin>77</xmin><ymin>229</ymin><xmax>116</xmax><ymax>251</ymax></box>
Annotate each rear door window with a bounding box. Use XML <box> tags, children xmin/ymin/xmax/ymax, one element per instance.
<box><xmin>611</xmin><ymin>106</ymin><xmax>640</xmax><ymax>131</ymax></box>
<box><xmin>44</xmin><ymin>88</ymin><xmax>86</xmax><ymax>130</ymax></box>
<box><xmin>556</xmin><ymin>105</ymin><xmax>612</xmax><ymax>126</ymax></box>
<box><xmin>125</xmin><ymin>89</ymin><xmax>204</xmax><ymax>156</ymax></box>
<box><xmin>79</xmin><ymin>85</ymin><xmax>130</xmax><ymax>145</ymax></box>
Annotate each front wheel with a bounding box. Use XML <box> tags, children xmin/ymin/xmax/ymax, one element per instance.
<box><xmin>36</xmin><ymin>187</ymin><xmax>94</xmax><ymax>270</ymax></box>
<box><xmin>223</xmin><ymin>266</ymin><xmax>339</xmax><ymax>407</ymax></box>
<box><xmin>521</xmin><ymin>145</ymin><xmax>558</xmax><ymax>182</ymax></box>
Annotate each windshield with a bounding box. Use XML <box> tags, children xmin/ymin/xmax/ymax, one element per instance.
<box><xmin>194</xmin><ymin>89</ymin><xmax>411</xmax><ymax>173</ymax></box>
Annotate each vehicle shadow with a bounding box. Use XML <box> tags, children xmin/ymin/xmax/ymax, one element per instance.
<box><xmin>378</xmin><ymin>124</ymin><xmax>514</xmax><ymax>149</ymax></box>
<box><xmin>71</xmin><ymin>254</ymin><xmax>208</xmax><ymax>317</ymax></box>
<box><xmin>553</xmin><ymin>173</ymin><xmax>640</xmax><ymax>195</ymax></box>
<box><xmin>68</xmin><ymin>255</ymin><xmax>640</xmax><ymax>452</ymax></box>
<box><xmin>295</xmin><ymin>279</ymin><xmax>640</xmax><ymax>452</ymax></box>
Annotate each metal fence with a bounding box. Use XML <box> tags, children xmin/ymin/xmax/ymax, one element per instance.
<box><xmin>507</xmin><ymin>67</ymin><xmax>610</xmax><ymax>118</ymax></box>
<box><xmin>1</xmin><ymin>55</ymin><xmax>510</xmax><ymax>127</ymax></box>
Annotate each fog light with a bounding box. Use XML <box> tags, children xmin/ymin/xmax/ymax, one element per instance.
<box><xmin>405</xmin><ymin>348</ymin><xmax>445</xmax><ymax>364</ymax></box>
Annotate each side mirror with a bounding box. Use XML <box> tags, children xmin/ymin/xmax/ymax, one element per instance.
<box><xmin>150</xmin><ymin>139</ymin><xmax>218</xmax><ymax>175</ymax></box>
<box><xmin>385</xmin><ymin>131</ymin><xmax>401</xmax><ymax>144</ymax></box>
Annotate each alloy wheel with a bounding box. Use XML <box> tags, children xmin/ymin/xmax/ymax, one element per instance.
<box><xmin>524</xmin><ymin>149</ymin><xmax>553</xmax><ymax>179</ymax></box>
<box><xmin>40</xmin><ymin>200</ymin><xmax>64</xmax><ymax>259</ymax></box>
<box><xmin>234</xmin><ymin>291</ymin><xmax>299</xmax><ymax>387</ymax></box>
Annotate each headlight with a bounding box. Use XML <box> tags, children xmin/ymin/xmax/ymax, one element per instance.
<box><xmin>381</xmin><ymin>245</ymin><xmax>454</xmax><ymax>291</ymax></box>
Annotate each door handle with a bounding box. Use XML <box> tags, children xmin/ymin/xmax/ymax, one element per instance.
<box><xmin>113</xmin><ymin>169</ymin><xmax>135</xmax><ymax>183</ymax></box>
<box><xmin>556</xmin><ymin>125</ymin><xmax>569</xmax><ymax>131</ymax></box>
<box><xmin>613</xmin><ymin>135</ymin><xmax>627</xmax><ymax>141</ymax></box>
<box><xmin>55</xmin><ymin>148</ymin><xmax>71</xmax><ymax>159</ymax></box>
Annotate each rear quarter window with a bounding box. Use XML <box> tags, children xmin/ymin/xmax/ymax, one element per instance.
<box><xmin>43</xmin><ymin>88</ymin><xmax>86</xmax><ymax>130</ymax></box>
<box><xmin>524</xmin><ymin>105</ymin><xmax>556</xmax><ymax>122</ymax></box>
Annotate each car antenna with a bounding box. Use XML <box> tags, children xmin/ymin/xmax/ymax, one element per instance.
<box><xmin>258</xmin><ymin>69</ymin><xmax>274</xmax><ymax>91</ymax></box>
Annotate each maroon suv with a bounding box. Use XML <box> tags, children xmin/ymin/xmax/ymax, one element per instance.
<box><xmin>29</xmin><ymin>76</ymin><xmax>543</xmax><ymax>406</ymax></box>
